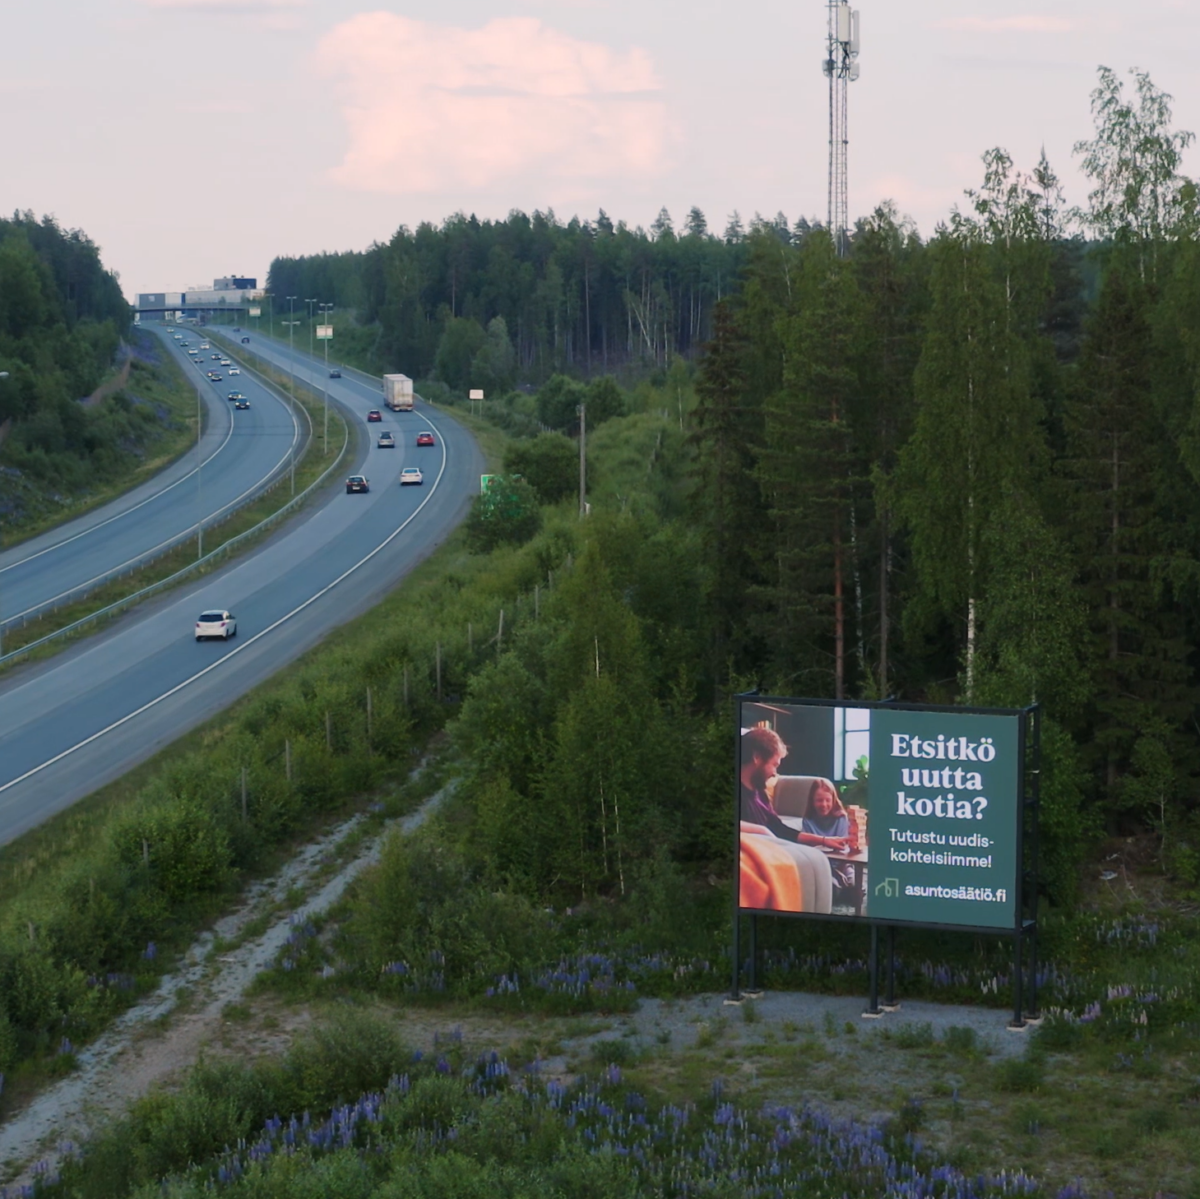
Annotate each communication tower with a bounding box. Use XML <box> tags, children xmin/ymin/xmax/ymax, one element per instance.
<box><xmin>823</xmin><ymin>1</ymin><xmax>861</xmax><ymax>256</ymax></box>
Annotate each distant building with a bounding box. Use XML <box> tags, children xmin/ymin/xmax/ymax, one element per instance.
<box><xmin>213</xmin><ymin>276</ymin><xmax>257</xmax><ymax>291</ymax></box>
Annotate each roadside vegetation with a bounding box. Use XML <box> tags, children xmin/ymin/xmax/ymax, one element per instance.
<box><xmin>0</xmin><ymin>345</ymin><xmax>348</xmax><ymax>669</ymax></box>
<box><xmin>5</xmin><ymin>66</ymin><xmax>1200</xmax><ymax>1197</ymax></box>
<box><xmin>0</xmin><ymin>214</ymin><xmax>204</xmax><ymax>544</ymax></box>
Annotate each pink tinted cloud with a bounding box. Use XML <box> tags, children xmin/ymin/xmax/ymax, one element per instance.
<box><xmin>315</xmin><ymin>14</ymin><xmax>673</xmax><ymax>193</ymax></box>
<box><xmin>144</xmin><ymin>0</ymin><xmax>303</xmax><ymax>9</ymax></box>
<box><xmin>935</xmin><ymin>16</ymin><xmax>1074</xmax><ymax>33</ymax></box>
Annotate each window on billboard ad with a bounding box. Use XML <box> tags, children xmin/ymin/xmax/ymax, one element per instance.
<box><xmin>738</xmin><ymin>698</ymin><xmax>1023</xmax><ymax>932</ymax></box>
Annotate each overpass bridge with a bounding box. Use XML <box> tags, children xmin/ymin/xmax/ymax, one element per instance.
<box><xmin>135</xmin><ymin>287</ymin><xmax>262</xmax><ymax>321</ymax></box>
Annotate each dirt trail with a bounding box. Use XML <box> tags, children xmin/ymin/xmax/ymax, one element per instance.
<box><xmin>0</xmin><ymin>784</ymin><xmax>453</xmax><ymax>1185</ymax></box>
<box><xmin>80</xmin><ymin>345</ymin><xmax>133</xmax><ymax>408</ymax></box>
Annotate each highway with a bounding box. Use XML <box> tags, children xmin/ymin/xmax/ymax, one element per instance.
<box><xmin>0</xmin><ymin>327</ymin><xmax>299</xmax><ymax>634</ymax></box>
<box><xmin>0</xmin><ymin>330</ymin><xmax>483</xmax><ymax>845</ymax></box>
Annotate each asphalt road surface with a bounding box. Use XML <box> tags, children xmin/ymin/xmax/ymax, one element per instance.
<box><xmin>0</xmin><ymin>333</ymin><xmax>483</xmax><ymax>845</ymax></box>
<box><xmin>0</xmin><ymin>326</ymin><xmax>298</xmax><ymax>633</ymax></box>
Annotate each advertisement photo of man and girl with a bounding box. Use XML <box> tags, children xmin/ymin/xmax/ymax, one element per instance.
<box><xmin>738</xmin><ymin>700</ymin><xmax>870</xmax><ymax>917</ymax></box>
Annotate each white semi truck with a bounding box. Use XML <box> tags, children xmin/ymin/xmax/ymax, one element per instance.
<box><xmin>383</xmin><ymin>374</ymin><xmax>414</xmax><ymax>411</ymax></box>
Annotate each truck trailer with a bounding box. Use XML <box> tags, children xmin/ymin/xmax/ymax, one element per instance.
<box><xmin>383</xmin><ymin>374</ymin><xmax>414</xmax><ymax>411</ymax></box>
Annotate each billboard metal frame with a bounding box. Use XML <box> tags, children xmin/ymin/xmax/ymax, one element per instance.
<box><xmin>731</xmin><ymin>693</ymin><xmax>1041</xmax><ymax>1028</ymax></box>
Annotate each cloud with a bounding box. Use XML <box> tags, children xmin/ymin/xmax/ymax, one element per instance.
<box><xmin>142</xmin><ymin>0</ymin><xmax>304</xmax><ymax>11</ymax></box>
<box><xmin>935</xmin><ymin>16</ymin><xmax>1074</xmax><ymax>33</ymax></box>
<box><xmin>315</xmin><ymin>14</ymin><xmax>674</xmax><ymax>194</ymax></box>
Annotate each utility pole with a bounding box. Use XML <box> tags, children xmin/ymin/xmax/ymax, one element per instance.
<box><xmin>578</xmin><ymin>401</ymin><xmax>587</xmax><ymax>517</ymax></box>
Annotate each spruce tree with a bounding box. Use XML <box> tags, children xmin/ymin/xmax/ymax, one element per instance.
<box><xmin>756</xmin><ymin>231</ymin><xmax>864</xmax><ymax>697</ymax></box>
<box><xmin>690</xmin><ymin>299</ymin><xmax>763</xmax><ymax>694</ymax></box>
<box><xmin>1062</xmin><ymin>258</ymin><xmax>1195</xmax><ymax>821</ymax></box>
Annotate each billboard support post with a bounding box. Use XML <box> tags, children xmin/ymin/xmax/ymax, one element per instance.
<box><xmin>884</xmin><ymin>926</ymin><xmax>898</xmax><ymax>1009</ymax></box>
<box><xmin>1026</xmin><ymin>706</ymin><xmax>1042</xmax><ymax>1021</ymax></box>
<box><xmin>864</xmin><ymin>924</ymin><xmax>881</xmax><ymax>1017</ymax></box>
<box><xmin>1010</xmin><ymin>924</ymin><xmax>1025</xmax><ymax>1030</ymax></box>
<box><xmin>747</xmin><ymin>915</ymin><xmax>758</xmax><ymax>992</ymax></box>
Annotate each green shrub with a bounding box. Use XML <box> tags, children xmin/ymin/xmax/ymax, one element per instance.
<box><xmin>110</xmin><ymin>800</ymin><xmax>233</xmax><ymax>904</ymax></box>
<box><xmin>943</xmin><ymin>1025</ymin><xmax>978</xmax><ymax>1055</ymax></box>
<box><xmin>279</xmin><ymin>1008</ymin><xmax>410</xmax><ymax>1112</ymax></box>
<box><xmin>995</xmin><ymin>1054</ymin><xmax>1045</xmax><ymax>1093</ymax></box>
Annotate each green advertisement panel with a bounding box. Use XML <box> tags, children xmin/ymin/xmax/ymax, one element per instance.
<box><xmin>865</xmin><ymin>708</ymin><xmax>1020</xmax><ymax>929</ymax></box>
<box><xmin>737</xmin><ymin>700</ymin><xmax>1023</xmax><ymax>931</ymax></box>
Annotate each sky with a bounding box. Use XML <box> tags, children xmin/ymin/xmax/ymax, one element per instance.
<box><xmin>5</xmin><ymin>0</ymin><xmax>1200</xmax><ymax>300</ymax></box>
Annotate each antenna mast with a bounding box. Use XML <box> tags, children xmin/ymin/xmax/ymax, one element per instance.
<box><xmin>824</xmin><ymin>1</ymin><xmax>860</xmax><ymax>256</ymax></box>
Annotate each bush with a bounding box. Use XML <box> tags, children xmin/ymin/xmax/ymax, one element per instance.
<box><xmin>279</xmin><ymin>1008</ymin><xmax>411</xmax><ymax>1112</ymax></box>
<box><xmin>110</xmin><ymin>799</ymin><xmax>233</xmax><ymax>904</ymax></box>
<box><xmin>503</xmin><ymin>432</ymin><xmax>577</xmax><ymax>504</ymax></box>
<box><xmin>465</xmin><ymin>476</ymin><xmax>542</xmax><ymax>552</ymax></box>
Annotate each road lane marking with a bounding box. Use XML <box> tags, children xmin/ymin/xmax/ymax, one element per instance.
<box><xmin>0</xmin><ymin>413</ymin><xmax>450</xmax><ymax>801</ymax></box>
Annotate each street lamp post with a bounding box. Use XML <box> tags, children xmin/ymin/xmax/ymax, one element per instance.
<box><xmin>285</xmin><ymin>296</ymin><xmax>299</xmax><ymax>496</ymax></box>
<box><xmin>318</xmin><ymin>303</ymin><xmax>334</xmax><ymax>454</ymax></box>
<box><xmin>305</xmin><ymin>298</ymin><xmax>318</xmax><ymax>389</ymax></box>
<box><xmin>196</xmin><ymin>378</ymin><xmax>204</xmax><ymax>559</ymax></box>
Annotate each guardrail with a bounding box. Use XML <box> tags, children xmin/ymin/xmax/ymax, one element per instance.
<box><xmin>0</xmin><ymin>354</ymin><xmax>350</xmax><ymax>668</ymax></box>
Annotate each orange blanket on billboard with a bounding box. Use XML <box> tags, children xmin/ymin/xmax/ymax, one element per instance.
<box><xmin>739</xmin><ymin>825</ymin><xmax>802</xmax><ymax>912</ymax></box>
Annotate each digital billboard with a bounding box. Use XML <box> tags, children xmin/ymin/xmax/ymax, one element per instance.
<box><xmin>738</xmin><ymin>698</ymin><xmax>1024</xmax><ymax>931</ymax></box>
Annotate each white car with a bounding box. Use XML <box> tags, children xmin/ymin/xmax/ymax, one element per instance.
<box><xmin>220</xmin><ymin>359</ymin><xmax>231</xmax><ymax>366</ymax></box>
<box><xmin>195</xmin><ymin>609</ymin><xmax>237</xmax><ymax>640</ymax></box>
<box><xmin>228</xmin><ymin>367</ymin><xmax>240</xmax><ymax>376</ymax></box>
<box><xmin>400</xmin><ymin>467</ymin><xmax>423</xmax><ymax>485</ymax></box>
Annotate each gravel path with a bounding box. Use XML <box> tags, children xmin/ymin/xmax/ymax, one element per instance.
<box><xmin>0</xmin><ymin>783</ymin><xmax>453</xmax><ymax>1185</ymax></box>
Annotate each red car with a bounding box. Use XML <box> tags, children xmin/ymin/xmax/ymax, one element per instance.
<box><xmin>367</xmin><ymin>410</ymin><xmax>382</xmax><ymax>422</ymax></box>
<box><xmin>416</xmin><ymin>431</ymin><xmax>435</xmax><ymax>446</ymax></box>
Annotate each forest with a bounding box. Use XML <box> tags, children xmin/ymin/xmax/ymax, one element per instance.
<box><xmin>265</xmin><ymin>68</ymin><xmax>1200</xmax><ymax>892</ymax></box>
<box><xmin>0</xmin><ymin>212</ymin><xmax>154</xmax><ymax>511</ymax></box>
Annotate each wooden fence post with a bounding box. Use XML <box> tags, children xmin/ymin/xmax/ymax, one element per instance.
<box><xmin>241</xmin><ymin>767</ymin><xmax>248</xmax><ymax>821</ymax></box>
<box><xmin>285</xmin><ymin>739</ymin><xmax>292</xmax><ymax>782</ymax></box>
<box><xmin>497</xmin><ymin>608</ymin><xmax>504</xmax><ymax>657</ymax></box>
<box><xmin>436</xmin><ymin>642</ymin><xmax>442</xmax><ymax>700</ymax></box>
<box><xmin>326</xmin><ymin>710</ymin><xmax>332</xmax><ymax>752</ymax></box>
<box><xmin>366</xmin><ymin>687</ymin><xmax>373</xmax><ymax>750</ymax></box>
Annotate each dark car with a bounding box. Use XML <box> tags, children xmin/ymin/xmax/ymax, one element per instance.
<box><xmin>241</xmin><ymin>337</ymin><xmax>250</xmax><ymax>344</ymax></box>
<box><xmin>366</xmin><ymin>410</ymin><xmax>382</xmax><ymax>422</ymax></box>
<box><xmin>234</xmin><ymin>399</ymin><xmax>250</xmax><ymax>410</ymax></box>
<box><xmin>416</xmin><ymin>431</ymin><xmax>435</xmax><ymax>447</ymax></box>
<box><xmin>346</xmin><ymin>474</ymin><xmax>370</xmax><ymax>493</ymax></box>
<box><xmin>329</xmin><ymin>369</ymin><xmax>341</xmax><ymax>379</ymax></box>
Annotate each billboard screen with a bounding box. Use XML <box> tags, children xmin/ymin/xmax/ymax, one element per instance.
<box><xmin>738</xmin><ymin>698</ymin><xmax>1022</xmax><ymax>931</ymax></box>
